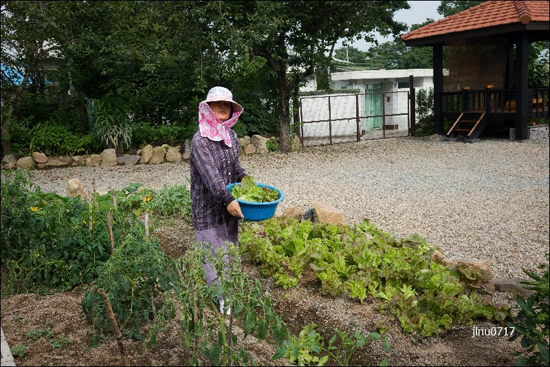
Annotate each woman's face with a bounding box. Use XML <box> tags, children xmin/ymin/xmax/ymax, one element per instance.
<box><xmin>209</xmin><ymin>101</ymin><xmax>232</xmax><ymax>122</ymax></box>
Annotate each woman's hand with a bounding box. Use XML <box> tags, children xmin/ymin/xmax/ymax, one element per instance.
<box><xmin>227</xmin><ymin>199</ymin><xmax>244</xmax><ymax>219</ymax></box>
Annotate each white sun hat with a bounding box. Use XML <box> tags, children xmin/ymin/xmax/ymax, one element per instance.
<box><xmin>204</xmin><ymin>86</ymin><xmax>243</xmax><ymax>113</ymax></box>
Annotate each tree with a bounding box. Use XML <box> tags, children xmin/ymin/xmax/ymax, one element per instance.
<box><xmin>1</xmin><ymin>1</ymin><xmax>82</xmax><ymax>155</ymax></box>
<box><xmin>201</xmin><ymin>1</ymin><xmax>409</xmax><ymax>152</ymax></box>
<box><xmin>334</xmin><ymin>46</ymin><xmax>368</xmax><ymax>64</ymax></box>
<box><xmin>437</xmin><ymin>1</ymin><xmax>483</xmax><ymax>17</ymax></box>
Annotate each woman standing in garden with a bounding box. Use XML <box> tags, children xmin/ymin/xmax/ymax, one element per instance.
<box><xmin>189</xmin><ymin>86</ymin><xmax>246</xmax><ymax>316</ymax></box>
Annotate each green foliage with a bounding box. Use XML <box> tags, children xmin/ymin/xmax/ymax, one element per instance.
<box><xmin>230</xmin><ymin>175</ymin><xmax>279</xmax><ymax>203</ymax></box>
<box><xmin>274</xmin><ymin>323</ymin><xmax>390</xmax><ymax>366</ymax></box>
<box><xmin>10</xmin><ymin>344</ymin><xmax>27</xmax><ymax>358</ymax></box>
<box><xmin>131</xmin><ymin>122</ymin><xmax>195</xmax><ymax>150</ymax></box>
<box><xmin>165</xmin><ymin>242</ymin><xmax>290</xmax><ymax>366</ymax></box>
<box><xmin>508</xmin><ymin>254</ymin><xmax>549</xmax><ymax>366</ymax></box>
<box><xmin>29</xmin><ymin>123</ymin><xmax>99</xmax><ymax>156</ymax></box>
<box><xmin>116</xmin><ymin>182</ymin><xmax>192</xmax><ymax>219</ymax></box>
<box><xmin>81</xmin><ymin>226</ymin><xmax>177</xmax><ymax>342</ymax></box>
<box><xmin>91</xmin><ymin>94</ymin><xmax>133</xmax><ymax>154</ymax></box>
<box><xmin>266</xmin><ymin>138</ymin><xmax>279</xmax><ymax>152</ymax></box>
<box><xmin>240</xmin><ymin>217</ymin><xmax>511</xmax><ymax>337</ymax></box>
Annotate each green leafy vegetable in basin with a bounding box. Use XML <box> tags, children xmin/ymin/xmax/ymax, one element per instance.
<box><xmin>231</xmin><ymin>175</ymin><xmax>279</xmax><ymax>203</ymax></box>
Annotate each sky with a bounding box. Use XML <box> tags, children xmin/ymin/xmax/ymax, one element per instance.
<box><xmin>336</xmin><ymin>1</ymin><xmax>444</xmax><ymax>51</ymax></box>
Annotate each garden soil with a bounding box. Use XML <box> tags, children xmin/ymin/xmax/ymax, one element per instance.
<box><xmin>1</xmin><ymin>219</ymin><xmax>523</xmax><ymax>366</ymax></box>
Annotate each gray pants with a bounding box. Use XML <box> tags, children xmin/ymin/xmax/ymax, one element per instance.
<box><xmin>195</xmin><ymin>216</ymin><xmax>240</xmax><ymax>301</ymax></box>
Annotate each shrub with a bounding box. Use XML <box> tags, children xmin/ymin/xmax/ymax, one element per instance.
<box><xmin>508</xmin><ymin>254</ymin><xmax>549</xmax><ymax>366</ymax></box>
<box><xmin>29</xmin><ymin>123</ymin><xmax>99</xmax><ymax>156</ymax></box>
<box><xmin>91</xmin><ymin>94</ymin><xmax>132</xmax><ymax>154</ymax></box>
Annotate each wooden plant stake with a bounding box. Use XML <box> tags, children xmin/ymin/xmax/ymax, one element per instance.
<box><xmin>144</xmin><ymin>211</ymin><xmax>149</xmax><ymax>239</ymax></box>
<box><xmin>86</xmin><ymin>190</ymin><xmax>93</xmax><ymax>234</ymax></box>
<box><xmin>106</xmin><ymin>211</ymin><xmax>115</xmax><ymax>253</ymax></box>
<box><xmin>97</xmin><ymin>288</ymin><xmax>130</xmax><ymax>366</ymax></box>
<box><xmin>92</xmin><ymin>178</ymin><xmax>97</xmax><ymax>200</ymax></box>
<box><xmin>111</xmin><ymin>190</ymin><xmax>118</xmax><ymax>211</ymax></box>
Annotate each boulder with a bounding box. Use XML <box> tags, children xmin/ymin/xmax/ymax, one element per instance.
<box><xmin>45</xmin><ymin>157</ymin><xmax>72</xmax><ymax>168</ymax></box>
<box><xmin>67</xmin><ymin>178</ymin><xmax>86</xmax><ymax>198</ymax></box>
<box><xmin>282</xmin><ymin>206</ymin><xmax>304</xmax><ymax>220</ymax></box>
<box><xmin>101</xmin><ymin>148</ymin><xmax>118</xmax><ymax>166</ymax></box>
<box><xmin>243</xmin><ymin>144</ymin><xmax>257</xmax><ymax>155</ymax></box>
<box><xmin>32</xmin><ymin>152</ymin><xmax>48</xmax><ymax>163</ymax></box>
<box><xmin>166</xmin><ymin>146</ymin><xmax>182</xmax><ymax>163</ymax></box>
<box><xmin>239</xmin><ymin>136</ymin><xmax>251</xmax><ymax>153</ymax></box>
<box><xmin>86</xmin><ymin>154</ymin><xmax>102</xmax><ymax>167</ymax></box>
<box><xmin>16</xmin><ymin>156</ymin><xmax>35</xmax><ymax>169</ymax></box>
<box><xmin>149</xmin><ymin>146</ymin><xmax>166</xmax><ymax>164</ymax></box>
<box><xmin>182</xmin><ymin>139</ymin><xmax>191</xmax><ymax>162</ymax></box>
<box><xmin>2</xmin><ymin>154</ymin><xmax>17</xmax><ymax>169</ymax></box>
<box><xmin>291</xmin><ymin>135</ymin><xmax>302</xmax><ymax>151</ymax></box>
<box><xmin>118</xmin><ymin>154</ymin><xmax>141</xmax><ymax>166</ymax></box>
<box><xmin>446</xmin><ymin>258</ymin><xmax>493</xmax><ymax>280</ymax></box>
<box><xmin>139</xmin><ymin>144</ymin><xmax>154</xmax><ymax>164</ymax></box>
<box><xmin>312</xmin><ymin>200</ymin><xmax>346</xmax><ymax>225</ymax></box>
<box><xmin>490</xmin><ymin>277</ymin><xmax>533</xmax><ymax>298</ymax></box>
<box><xmin>72</xmin><ymin>156</ymin><xmax>86</xmax><ymax>166</ymax></box>
<box><xmin>251</xmin><ymin>134</ymin><xmax>269</xmax><ymax>154</ymax></box>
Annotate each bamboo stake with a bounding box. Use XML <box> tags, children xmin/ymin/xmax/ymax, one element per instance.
<box><xmin>106</xmin><ymin>211</ymin><xmax>115</xmax><ymax>253</ymax></box>
<box><xmin>111</xmin><ymin>190</ymin><xmax>118</xmax><ymax>211</ymax></box>
<box><xmin>86</xmin><ymin>190</ymin><xmax>93</xmax><ymax>234</ymax></box>
<box><xmin>144</xmin><ymin>211</ymin><xmax>149</xmax><ymax>239</ymax></box>
<box><xmin>193</xmin><ymin>289</ymin><xmax>199</xmax><ymax>351</ymax></box>
<box><xmin>97</xmin><ymin>288</ymin><xmax>130</xmax><ymax>366</ymax></box>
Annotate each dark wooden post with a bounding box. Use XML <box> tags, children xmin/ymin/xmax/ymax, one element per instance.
<box><xmin>515</xmin><ymin>31</ymin><xmax>529</xmax><ymax>141</ymax></box>
<box><xmin>355</xmin><ymin>93</ymin><xmax>360</xmax><ymax>142</ymax></box>
<box><xmin>433</xmin><ymin>44</ymin><xmax>444</xmax><ymax>135</ymax></box>
<box><xmin>409</xmin><ymin>75</ymin><xmax>416</xmax><ymax>135</ymax></box>
<box><xmin>382</xmin><ymin>92</ymin><xmax>386</xmax><ymax>139</ymax></box>
<box><xmin>328</xmin><ymin>96</ymin><xmax>333</xmax><ymax>145</ymax></box>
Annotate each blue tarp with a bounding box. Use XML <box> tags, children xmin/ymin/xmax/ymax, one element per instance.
<box><xmin>1</xmin><ymin>64</ymin><xmax>52</xmax><ymax>85</ymax></box>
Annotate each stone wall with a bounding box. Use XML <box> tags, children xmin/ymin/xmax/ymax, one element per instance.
<box><xmin>1</xmin><ymin>134</ymin><xmax>280</xmax><ymax>170</ymax></box>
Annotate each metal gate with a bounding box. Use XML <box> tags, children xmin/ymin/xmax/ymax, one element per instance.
<box><xmin>297</xmin><ymin>91</ymin><xmax>411</xmax><ymax>147</ymax></box>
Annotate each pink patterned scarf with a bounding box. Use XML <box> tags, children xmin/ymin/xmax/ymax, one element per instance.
<box><xmin>198</xmin><ymin>101</ymin><xmax>243</xmax><ymax>147</ymax></box>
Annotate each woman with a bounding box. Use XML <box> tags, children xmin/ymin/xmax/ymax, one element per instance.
<box><xmin>189</xmin><ymin>86</ymin><xmax>246</xmax><ymax>315</ymax></box>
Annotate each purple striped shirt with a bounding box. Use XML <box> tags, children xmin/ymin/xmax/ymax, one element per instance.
<box><xmin>190</xmin><ymin>130</ymin><xmax>246</xmax><ymax>230</ymax></box>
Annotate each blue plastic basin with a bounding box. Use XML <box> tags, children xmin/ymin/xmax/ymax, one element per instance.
<box><xmin>227</xmin><ymin>182</ymin><xmax>285</xmax><ymax>221</ymax></box>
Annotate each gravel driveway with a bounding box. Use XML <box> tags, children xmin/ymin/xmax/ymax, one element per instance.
<box><xmin>23</xmin><ymin>135</ymin><xmax>549</xmax><ymax>279</ymax></box>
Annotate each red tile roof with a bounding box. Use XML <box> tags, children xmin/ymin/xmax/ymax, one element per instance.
<box><xmin>401</xmin><ymin>1</ymin><xmax>549</xmax><ymax>43</ymax></box>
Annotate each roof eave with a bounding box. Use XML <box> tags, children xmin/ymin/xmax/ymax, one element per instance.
<box><xmin>403</xmin><ymin>23</ymin><xmax>550</xmax><ymax>47</ymax></box>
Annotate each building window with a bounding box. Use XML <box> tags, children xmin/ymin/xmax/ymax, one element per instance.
<box><xmin>398</xmin><ymin>82</ymin><xmax>410</xmax><ymax>89</ymax></box>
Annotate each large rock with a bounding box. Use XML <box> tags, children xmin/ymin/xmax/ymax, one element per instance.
<box><xmin>251</xmin><ymin>134</ymin><xmax>269</xmax><ymax>154</ymax></box>
<box><xmin>16</xmin><ymin>156</ymin><xmax>35</xmax><ymax>169</ymax></box>
<box><xmin>291</xmin><ymin>135</ymin><xmax>302</xmax><ymax>151</ymax></box>
<box><xmin>239</xmin><ymin>136</ymin><xmax>251</xmax><ymax>154</ymax></box>
<box><xmin>282</xmin><ymin>206</ymin><xmax>304</xmax><ymax>220</ymax></box>
<box><xmin>118</xmin><ymin>154</ymin><xmax>141</xmax><ymax>166</ymax></box>
<box><xmin>181</xmin><ymin>139</ymin><xmax>191</xmax><ymax>162</ymax></box>
<box><xmin>139</xmin><ymin>144</ymin><xmax>154</xmax><ymax>164</ymax></box>
<box><xmin>446</xmin><ymin>258</ymin><xmax>493</xmax><ymax>280</ymax></box>
<box><xmin>101</xmin><ymin>148</ymin><xmax>118</xmax><ymax>166</ymax></box>
<box><xmin>312</xmin><ymin>200</ymin><xmax>346</xmax><ymax>225</ymax></box>
<box><xmin>490</xmin><ymin>277</ymin><xmax>533</xmax><ymax>298</ymax></box>
<box><xmin>2</xmin><ymin>154</ymin><xmax>17</xmax><ymax>169</ymax></box>
<box><xmin>243</xmin><ymin>144</ymin><xmax>257</xmax><ymax>155</ymax></box>
<box><xmin>45</xmin><ymin>157</ymin><xmax>72</xmax><ymax>168</ymax></box>
<box><xmin>166</xmin><ymin>146</ymin><xmax>182</xmax><ymax>163</ymax></box>
<box><xmin>86</xmin><ymin>154</ymin><xmax>102</xmax><ymax>167</ymax></box>
<box><xmin>67</xmin><ymin>178</ymin><xmax>86</xmax><ymax>198</ymax></box>
<box><xmin>149</xmin><ymin>146</ymin><xmax>166</xmax><ymax>164</ymax></box>
<box><xmin>32</xmin><ymin>152</ymin><xmax>48</xmax><ymax>163</ymax></box>
<box><xmin>71</xmin><ymin>156</ymin><xmax>86</xmax><ymax>166</ymax></box>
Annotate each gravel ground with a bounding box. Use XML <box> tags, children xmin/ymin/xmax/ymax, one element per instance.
<box><xmin>21</xmin><ymin>135</ymin><xmax>549</xmax><ymax>279</ymax></box>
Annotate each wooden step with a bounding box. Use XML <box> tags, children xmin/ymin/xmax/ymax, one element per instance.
<box><xmin>455</xmin><ymin>128</ymin><xmax>471</xmax><ymax>132</ymax></box>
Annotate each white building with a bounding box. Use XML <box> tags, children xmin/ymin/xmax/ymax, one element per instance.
<box><xmin>298</xmin><ymin>69</ymin><xmax>434</xmax><ymax>143</ymax></box>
